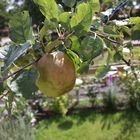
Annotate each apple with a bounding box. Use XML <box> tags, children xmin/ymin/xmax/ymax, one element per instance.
<box><xmin>35</xmin><ymin>51</ymin><xmax>76</xmax><ymax>97</ymax></box>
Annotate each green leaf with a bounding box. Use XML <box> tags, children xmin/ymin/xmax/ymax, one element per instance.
<box><xmin>33</xmin><ymin>0</ymin><xmax>58</xmax><ymax>20</ymax></box>
<box><xmin>119</xmin><ymin>25</ymin><xmax>131</xmax><ymax>36</ymax></box>
<box><xmin>10</xmin><ymin>68</ymin><xmax>38</xmax><ymax>99</ymax></box>
<box><xmin>129</xmin><ymin>17</ymin><xmax>140</xmax><ymax>25</ymax></box>
<box><xmin>62</xmin><ymin>0</ymin><xmax>76</xmax><ymax>8</ymax></box>
<box><xmin>103</xmin><ymin>25</ymin><xmax>120</xmax><ymax>38</ymax></box>
<box><xmin>59</xmin><ymin>12</ymin><xmax>70</xmax><ymax>23</ymax></box>
<box><xmin>3</xmin><ymin>41</ymin><xmax>31</xmax><ymax>71</ymax></box>
<box><xmin>125</xmin><ymin>41</ymin><xmax>133</xmax><ymax>50</ymax></box>
<box><xmin>9</xmin><ymin>11</ymin><xmax>33</xmax><ymax>44</ymax></box>
<box><xmin>90</xmin><ymin>0</ymin><xmax>100</xmax><ymax>15</ymax></box>
<box><xmin>44</xmin><ymin>18</ymin><xmax>58</xmax><ymax>30</ymax></box>
<box><xmin>45</xmin><ymin>39</ymin><xmax>62</xmax><ymax>53</ymax></box>
<box><xmin>132</xmin><ymin>23</ymin><xmax>140</xmax><ymax>31</ymax></box>
<box><xmin>91</xmin><ymin>19</ymin><xmax>102</xmax><ymax>31</ymax></box>
<box><xmin>70</xmin><ymin>3</ymin><xmax>92</xmax><ymax>33</ymax></box>
<box><xmin>81</xmin><ymin>36</ymin><xmax>104</xmax><ymax>61</ymax></box>
<box><xmin>39</xmin><ymin>18</ymin><xmax>58</xmax><ymax>41</ymax></box>
<box><xmin>95</xmin><ymin>66</ymin><xmax>110</xmax><ymax>79</ymax></box>
<box><xmin>66</xmin><ymin>49</ymin><xmax>81</xmax><ymax>72</ymax></box>
<box><xmin>106</xmin><ymin>48</ymin><xmax>113</xmax><ymax>65</ymax></box>
<box><xmin>38</xmin><ymin>25</ymin><xmax>49</xmax><ymax>41</ymax></box>
<box><xmin>132</xmin><ymin>24</ymin><xmax>140</xmax><ymax>40</ymax></box>
<box><xmin>59</xmin><ymin>12</ymin><xmax>70</xmax><ymax>29</ymax></box>
<box><xmin>78</xmin><ymin>61</ymin><xmax>90</xmax><ymax>74</ymax></box>
<box><xmin>113</xmin><ymin>51</ymin><xmax>123</xmax><ymax>62</ymax></box>
<box><xmin>70</xmin><ymin>35</ymin><xmax>81</xmax><ymax>53</ymax></box>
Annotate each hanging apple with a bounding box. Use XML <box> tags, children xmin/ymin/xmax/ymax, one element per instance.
<box><xmin>35</xmin><ymin>51</ymin><xmax>76</xmax><ymax>97</ymax></box>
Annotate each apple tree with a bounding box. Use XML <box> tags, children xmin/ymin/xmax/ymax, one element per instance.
<box><xmin>0</xmin><ymin>0</ymin><xmax>140</xmax><ymax>116</ymax></box>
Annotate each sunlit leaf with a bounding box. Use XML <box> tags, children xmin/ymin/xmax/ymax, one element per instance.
<box><xmin>66</xmin><ymin>49</ymin><xmax>81</xmax><ymax>72</ymax></box>
<box><xmin>129</xmin><ymin>17</ymin><xmax>140</xmax><ymax>25</ymax></box>
<box><xmin>119</xmin><ymin>25</ymin><xmax>131</xmax><ymax>36</ymax></box>
<box><xmin>70</xmin><ymin>35</ymin><xmax>81</xmax><ymax>53</ymax></box>
<box><xmin>59</xmin><ymin>12</ymin><xmax>70</xmax><ymax>29</ymax></box>
<box><xmin>33</xmin><ymin>0</ymin><xmax>58</xmax><ymax>20</ymax></box>
<box><xmin>70</xmin><ymin>3</ymin><xmax>92</xmax><ymax>33</ymax></box>
<box><xmin>59</xmin><ymin>12</ymin><xmax>70</xmax><ymax>23</ymax></box>
<box><xmin>90</xmin><ymin>0</ymin><xmax>100</xmax><ymax>15</ymax></box>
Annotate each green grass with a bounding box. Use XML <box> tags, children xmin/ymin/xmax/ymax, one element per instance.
<box><xmin>36</xmin><ymin>109</ymin><xmax>140</xmax><ymax>140</ymax></box>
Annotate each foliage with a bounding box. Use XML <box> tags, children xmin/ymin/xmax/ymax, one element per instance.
<box><xmin>0</xmin><ymin>0</ymin><xmax>140</xmax><ymax>118</ymax></box>
<box><xmin>47</xmin><ymin>94</ymin><xmax>71</xmax><ymax>116</ymax></box>
<box><xmin>0</xmin><ymin>0</ymin><xmax>10</xmax><ymax>28</ymax></box>
<box><xmin>10</xmin><ymin>69</ymin><xmax>38</xmax><ymax>99</ymax></box>
<box><xmin>0</xmin><ymin>118</ymin><xmax>36</xmax><ymax>140</ymax></box>
<box><xmin>120</xmin><ymin>72</ymin><xmax>140</xmax><ymax>111</ymax></box>
<box><xmin>9</xmin><ymin>11</ymin><xmax>33</xmax><ymax>44</ymax></box>
<box><xmin>23</xmin><ymin>0</ymin><xmax>44</xmax><ymax>25</ymax></box>
<box><xmin>102</xmin><ymin>86</ymin><xmax>118</xmax><ymax>110</ymax></box>
<box><xmin>0</xmin><ymin>92</ymin><xmax>36</xmax><ymax>123</ymax></box>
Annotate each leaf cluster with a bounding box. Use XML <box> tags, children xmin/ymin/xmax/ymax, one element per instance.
<box><xmin>0</xmin><ymin>0</ymin><xmax>140</xmax><ymax>111</ymax></box>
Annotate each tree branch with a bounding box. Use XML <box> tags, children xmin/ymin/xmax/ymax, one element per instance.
<box><xmin>90</xmin><ymin>31</ymin><xmax>132</xmax><ymax>67</ymax></box>
<box><xmin>89</xmin><ymin>31</ymin><xmax>122</xmax><ymax>45</ymax></box>
<box><xmin>89</xmin><ymin>61</ymin><xmax>140</xmax><ymax>70</ymax></box>
<box><xmin>0</xmin><ymin>90</ymin><xmax>9</xmax><ymax>100</ymax></box>
<box><xmin>98</xmin><ymin>33</ymin><xmax>122</xmax><ymax>45</ymax></box>
<box><xmin>0</xmin><ymin>59</ymin><xmax>39</xmax><ymax>83</ymax></box>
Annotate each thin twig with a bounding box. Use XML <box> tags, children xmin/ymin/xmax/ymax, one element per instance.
<box><xmin>91</xmin><ymin>31</ymin><xmax>138</xmax><ymax>79</ymax></box>
<box><xmin>121</xmin><ymin>58</ymin><xmax>131</xmax><ymax>66</ymax></box>
<box><xmin>98</xmin><ymin>33</ymin><xmax>122</xmax><ymax>45</ymax></box>
<box><xmin>0</xmin><ymin>90</ymin><xmax>9</xmax><ymax>100</ymax></box>
<box><xmin>46</xmin><ymin>32</ymin><xmax>73</xmax><ymax>53</ymax></box>
<box><xmin>0</xmin><ymin>58</ymin><xmax>39</xmax><ymax>83</ymax></box>
<box><xmin>90</xmin><ymin>31</ymin><xmax>132</xmax><ymax>67</ymax></box>
<box><xmin>90</xmin><ymin>31</ymin><xmax>122</xmax><ymax>45</ymax></box>
<box><xmin>90</xmin><ymin>61</ymin><xmax>140</xmax><ymax>69</ymax></box>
